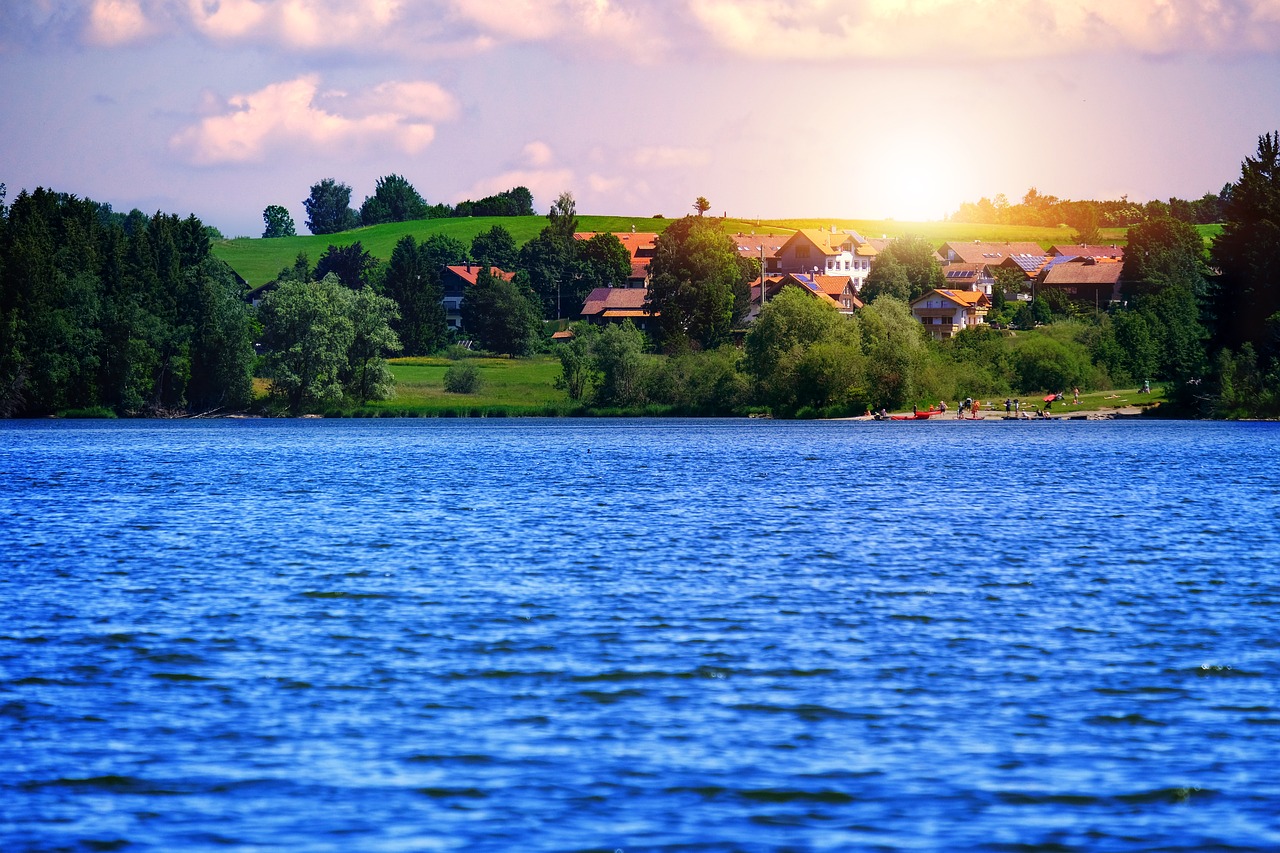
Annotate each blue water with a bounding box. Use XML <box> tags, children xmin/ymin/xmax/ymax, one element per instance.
<box><xmin>2</xmin><ymin>418</ymin><xmax>1279</xmax><ymax>852</ymax></box>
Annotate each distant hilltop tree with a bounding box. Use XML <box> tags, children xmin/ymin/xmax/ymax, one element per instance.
<box><xmin>304</xmin><ymin>178</ymin><xmax>360</xmax><ymax>235</ymax></box>
<box><xmin>359</xmin><ymin>174</ymin><xmax>429</xmax><ymax>226</ymax></box>
<box><xmin>262</xmin><ymin>204</ymin><xmax>296</xmax><ymax>238</ymax></box>
<box><xmin>453</xmin><ymin>186</ymin><xmax>535</xmax><ymax>218</ymax></box>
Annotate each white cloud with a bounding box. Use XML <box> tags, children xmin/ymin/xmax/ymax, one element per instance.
<box><xmin>633</xmin><ymin>146</ymin><xmax>711</xmax><ymax>170</ymax></box>
<box><xmin>685</xmin><ymin>0</ymin><xmax>1280</xmax><ymax>59</ymax></box>
<box><xmin>520</xmin><ymin>141</ymin><xmax>555</xmax><ymax>168</ymax></box>
<box><xmin>85</xmin><ymin>0</ymin><xmax>165</xmax><ymax>45</ymax></box>
<box><xmin>169</xmin><ymin>74</ymin><xmax>455</xmax><ymax>165</ymax></box>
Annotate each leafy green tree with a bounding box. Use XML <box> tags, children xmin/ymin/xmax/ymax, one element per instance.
<box><xmin>262</xmin><ymin>205</ymin><xmax>296</xmax><ymax>238</ymax></box>
<box><xmin>553</xmin><ymin>323</ymin><xmax>599</xmax><ymax>402</ymax></box>
<box><xmin>303</xmin><ymin>178</ymin><xmax>359</xmax><ymax>235</ymax></box>
<box><xmin>461</xmin><ymin>269</ymin><xmax>541</xmax><ymax>356</ymax></box>
<box><xmin>360</xmin><ymin>174</ymin><xmax>429</xmax><ymax>225</ymax></box>
<box><xmin>694</xmin><ymin>196</ymin><xmax>711</xmax><ymax>216</ymax></box>
<box><xmin>591</xmin><ymin>320</ymin><xmax>648</xmax><ymax>407</ymax></box>
<box><xmin>744</xmin><ymin>287</ymin><xmax>863</xmax><ymax>415</ymax></box>
<box><xmin>420</xmin><ymin>233</ymin><xmax>469</xmax><ymax>270</ymax></box>
<box><xmin>517</xmin><ymin>229</ymin><xmax>576</xmax><ymax>319</ymax></box>
<box><xmin>184</xmin><ymin>257</ymin><xmax>255</xmax><ymax>412</ymax></box>
<box><xmin>1210</xmin><ymin>132</ymin><xmax>1280</xmax><ymax>358</ymax></box>
<box><xmin>646</xmin><ymin>215</ymin><xmax>751</xmax><ymax>350</ymax></box>
<box><xmin>547</xmin><ymin>191</ymin><xmax>578</xmax><ymax>240</ymax></box>
<box><xmin>861</xmin><ymin>235</ymin><xmax>944</xmax><ymax>303</ymax></box>
<box><xmin>470</xmin><ymin>225</ymin><xmax>518</xmax><ymax>270</ymax></box>
<box><xmin>383</xmin><ymin>235</ymin><xmax>447</xmax><ymax>356</ymax></box>
<box><xmin>859</xmin><ymin>297</ymin><xmax>931</xmax><ymax>410</ymax></box>
<box><xmin>1124</xmin><ymin>215</ymin><xmax>1207</xmax><ymax>294</ymax></box>
<box><xmin>315</xmin><ymin>241</ymin><xmax>379</xmax><ymax>290</ymax></box>
<box><xmin>343</xmin><ymin>288</ymin><xmax>402</xmax><ymax>404</ymax></box>
<box><xmin>577</xmin><ymin>232</ymin><xmax>631</xmax><ymax>289</ymax></box>
<box><xmin>259</xmin><ymin>275</ymin><xmax>356</xmax><ymax>413</ymax></box>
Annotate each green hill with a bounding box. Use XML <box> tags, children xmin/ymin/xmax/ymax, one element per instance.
<box><xmin>212</xmin><ymin>214</ymin><xmax>1135</xmax><ymax>287</ymax></box>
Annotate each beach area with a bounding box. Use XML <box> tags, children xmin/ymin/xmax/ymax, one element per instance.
<box><xmin>853</xmin><ymin>393</ymin><xmax>1155</xmax><ymax>421</ymax></box>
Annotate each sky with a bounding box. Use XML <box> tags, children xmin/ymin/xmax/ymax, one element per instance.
<box><xmin>3</xmin><ymin>0</ymin><xmax>1280</xmax><ymax>237</ymax></box>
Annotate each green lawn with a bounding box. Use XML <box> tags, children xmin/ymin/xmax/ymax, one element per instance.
<box><xmin>362</xmin><ymin>355</ymin><xmax>572</xmax><ymax>416</ymax></box>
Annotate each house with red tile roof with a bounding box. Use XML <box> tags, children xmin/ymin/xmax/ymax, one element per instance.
<box><xmin>939</xmin><ymin>241</ymin><xmax>1046</xmax><ymax>265</ymax></box>
<box><xmin>910</xmin><ymin>288</ymin><xmax>990</xmax><ymax>340</ymax></box>
<box><xmin>442</xmin><ymin>264</ymin><xmax>516</xmax><ymax>331</ymax></box>
<box><xmin>940</xmin><ymin>263</ymin><xmax>994</xmax><ymax>295</ymax></box>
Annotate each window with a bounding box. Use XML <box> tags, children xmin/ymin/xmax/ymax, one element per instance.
<box><xmin>795</xmin><ymin>246</ymin><xmax>810</xmax><ymax>259</ymax></box>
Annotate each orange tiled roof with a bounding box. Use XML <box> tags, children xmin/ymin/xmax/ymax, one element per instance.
<box><xmin>444</xmin><ymin>265</ymin><xmax>516</xmax><ymax>286</ymax></box>
<box><xmin>1039</xmin><ymin>258</ymin><xmax>1124</xmax><ymax>285</ymax></box>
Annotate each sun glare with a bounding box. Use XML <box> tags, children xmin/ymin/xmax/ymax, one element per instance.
<box><xmin>867</xmin><ymin>137</ymin><xmax>963</xmax><ymax>222</ymax></box>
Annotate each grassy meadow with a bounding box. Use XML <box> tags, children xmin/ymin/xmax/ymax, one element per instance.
<box><xmin>356</xmin><ymin>355</ymin><xmax>575</xmax><ymax>416</ymax></box>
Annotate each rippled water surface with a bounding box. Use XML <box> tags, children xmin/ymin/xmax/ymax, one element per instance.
<box><xmin>3</xmin><ymin>418</ymin><xmax>1280</xmax><ymax>851</ymax></box>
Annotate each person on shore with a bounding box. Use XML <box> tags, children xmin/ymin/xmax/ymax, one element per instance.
<box><xmin>1073</xmin><ymin>387</ymin><xmax>1080</xmax><ymax>404</ymax></box>
<box><xmin>1005</xmin><ymin>398</ymin><xmax>1012</xmax><ymax>416</ymax></box>
<box><xmin>1142</xmin><ymin>379</ymin><xmax>1151</xmax><ymax>394</ymax></box>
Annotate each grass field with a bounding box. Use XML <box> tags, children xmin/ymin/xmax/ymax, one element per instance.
<box><xmin>212</xmin><ymin>213</ymin><xmax>1151</xmax><ymax>287</ymax></box>
<box><xmin>359</xmin><ymin>355</ymin><xmax>574</xmax><ymax>416</ymax></box>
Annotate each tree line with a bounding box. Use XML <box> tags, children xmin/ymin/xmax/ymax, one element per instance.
<box><xmin>950</xmin><ymin>186</ymin><xmax>1231</xmax><ymax>236</ymax></box>
<box><xmin>262</xmin><ymin>175</ymin><xmax>537</xmax><ymax>238</ymax></box>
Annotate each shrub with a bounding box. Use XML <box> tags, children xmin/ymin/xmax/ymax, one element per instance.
<box><xmin>443</xmin><ymin>361</ymin><xmax>483</xmax><ymax>394</ymax></box>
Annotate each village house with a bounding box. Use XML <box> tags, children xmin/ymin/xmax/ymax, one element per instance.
<box><xmin>746</xmin><ymin>273</ymin><xmax>862</xmax><ymax>322</ymax></box>
<box><xmin>732</xmin><ymin>233</ymin><xmax>789</xmax><ymax>278</ymax></box>
<box><xmin>442</xmin><ymin>263</ymin><xmax>516</xmax><ymax>331</ymax></box>
<box><xmin>772</xmin><ymin>228</ymin><xmax>877</xmax><ymax>291</ymax></box>
<box><xmin>910</xmin><ymin>288</ymin><xmax>990</xmax><ymax>340</ymax></box>
<box><xmin>1035</xmin><ymin>257</ymin><xmax>1124</xmax><ymax>307</ymax></box>
<box><xmin>577</xmin><ymin>287</ymin><xmax>656</xmax><ymax>332</ymax></box>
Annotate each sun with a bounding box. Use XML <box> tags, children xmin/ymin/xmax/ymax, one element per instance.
<box><xmin>866</xmin><ymin>137</ymin><xmax>964</xmax><ymax>222</ymax></box>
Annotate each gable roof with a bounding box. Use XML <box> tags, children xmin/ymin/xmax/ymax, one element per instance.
<box><xmin>911</xmin><ymin>288</ymin><xmax>991</xmax><ymax>308</ymax></box>
<box><xmin>1038</xmin><ymin>258</ymin><xmax>1124</xmax><ymax>285</ymax></box>
<box><xmin>444</xmin><ymin>265</ymin><xmax>516</xmax><ymax>286</ymax></box>
<box><xmin>580</xmin><ymin>287</ymin><xmax>650</xmax><ymax>318</ymax></box>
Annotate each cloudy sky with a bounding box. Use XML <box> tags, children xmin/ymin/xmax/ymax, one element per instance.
<box><xmin>3</xmin><ymin>0</ymin><xmax>1280</xmax><ymax>236</ymax></box>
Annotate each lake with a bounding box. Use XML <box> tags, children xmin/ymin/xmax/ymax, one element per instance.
<box><xmin>2</xmin><ymin>418</ymin><xmax>1279</xmax><ymax>851</ymax></box>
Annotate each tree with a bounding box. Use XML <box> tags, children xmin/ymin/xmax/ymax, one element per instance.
<box><xmin>576</xmin><ymin>232</ymin><xmax>632</xmax><ymax>290</ymax></box>
<box><xmin>591</xmin><ymin>320</ymin><xmax>648</xmax><ymax>407</ymax></box>
<box><xmin>744</xmin><ymin>286</ymin><xmax>863</xmax><ymax>415</ymax></box>
<box><xmin>383</xmin><ymin>235</ymin><xmax>447</xmax><ymax>356</ymax></box>
<box><xmin>259</xmin><ymin>275</ymin><xmax>355</xmax><ymax>413</ymax></box>
<box><xmin>693</xmin><ymin>196</ymin><xmax>711</xmax><ymax>217</ymax></box>
<box><xmin>343</xmin><ymin>288</ymin><xmax>402</xmax><ymax>404</ymax></box>
<box><xmin>861</xmin><ymin>235</ymin><xmax>944</xmax><ymax>303</ymax></box>
<box><xmin>547</xmin><ymin>191</ymin><xmax>578</xmax><ymax>240</ymax></box>
<box><xmin>359</xmin><ymin>174</ymin><xmax>428</xmax><ymax>225</ymax></box>
<box><xmin>553</xmin><ymin>323</ymin><xmax>600</xmax><ymax>402</ymax></box>
<box><xmin>315</xmin><ymin>241</ymin><xmax>379</xmax><ymax>290</ymax></box>
<box><xmin>460</xmin><ymin>269</ymin><xmax>542</xmax><ymax>356</ymax></box>
<box><xmin>303</xmin><ymin>178</ymin><xmax>359</xmax><ymax>235</ymax></box>
<box><xmin>1124</xmin><ymin>216</ymin><xmax>1207</xmax><ymax>294</ymax></box>
<box><xmin>646</xmin><ymin>215</ymin><xmax>751</xmax><ymax>350</ymax></box>
<box><xmin>262</xmin><ymin>205</ymin><xmax>296</xmax><ymax>238</ymax></box>
<box><xmin>1210</xmin><ymin>132</ymin><xmax>1280</xmax><ymax>359</ymax></box>
<box><xmin>470</xmin><ymin>225</ymin><xmax>518</xmax><ymax>270</ymax></box>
